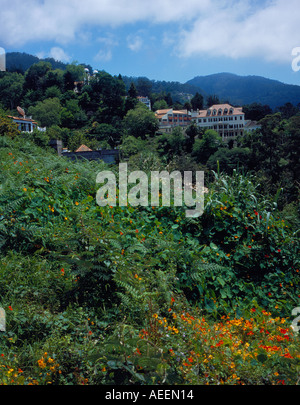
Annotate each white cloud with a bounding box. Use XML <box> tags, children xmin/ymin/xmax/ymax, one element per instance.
<box><xmin>1</xmin><ymin>0</ymin><xmax>300</xmax><ymax>64</ymax></box>
<box><xmin>177</xmin><ymin>0</ymin><xmax>300</xmax><ymax>63</ymax></box>
<box><xmin>94</xmin><ymin>49</ymin><xmax>113</xmax><ymax>62</ymax></box>
<box><xmin>127</xmin><ymin>34</ymin><xmax>143</xmax><ymax>52</ymax></box>
<box><xmin>49</xmin><ymin>47</ymin><xmax>70</xmax><ymax>62</ymax></box>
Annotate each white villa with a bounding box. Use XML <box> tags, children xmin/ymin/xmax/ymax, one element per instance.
<box><xmin>190</xmin><ymin>104</ymin><xmax>245</xmax><ymax>141</ymax></box>
<box><xmin>8</xmin><ymin>107</ymin><xmax>45</xmax><ymax>132</ymax></box>
<box><xmin>155</xmin><ymin>103</ymin><xmax>247</xmax><ymax>142</ymax></box>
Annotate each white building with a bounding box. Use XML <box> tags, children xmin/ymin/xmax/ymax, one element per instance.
<box><xmin>244</xmin><ymin>120</ymin><xmax>261</xmax><ymax>132</ymax></box>
<box><xmin>191</xmin><ymin>104</ymin><xmax>245</xmax><ymax>141</ymax></box>
<box><xmin>8</xmin><ymin>107</ymin><xmax>46</xmax><ymax>132</ymax></box>
<box><xmin>138</xmin><ymin>96</ymin><xmax>151</xmax><ymax>110</ymax></box>
<box><xmin>155</xmin><ymin>108</ymin><xmax>192</xmax><ymax>133</ymax></box>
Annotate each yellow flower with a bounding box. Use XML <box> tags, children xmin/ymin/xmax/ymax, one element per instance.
<box><xmin>38</xmin><ymin>358</ymin><xmax>46</xmax><ymax>369</ymax></box>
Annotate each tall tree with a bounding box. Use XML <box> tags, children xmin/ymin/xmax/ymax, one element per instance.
<box><xmin>191</xmin><ymin>92</ymin><xmax>204</xmax><ymax>110</ymax></box>
<box><xmin>123</xmin><ymin>103</ymin><xmax>158</xmax><ymax>139</ymax></box>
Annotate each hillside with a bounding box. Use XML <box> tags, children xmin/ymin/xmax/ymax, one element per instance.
<box><xmin>0</xmin><ymin>133</ymin><xmax>299</xmax><ymax>385</ymax></box>
<box><xmin>6</xmin><ymin>52</ymin><xmax>68</xmax><ymax>73</ymax></box>
<box><xmin>186</xmin><ymin>73</ymin><xmax>300</xmax><ymax>109</ymax></box>
<box><xmin>6</xmin><ymin>52</ymin><xmax>300</xmax><ymax>109</ymax></box>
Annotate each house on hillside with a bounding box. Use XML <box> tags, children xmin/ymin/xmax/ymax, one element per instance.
<box><xmin>155</xmin><ymin>109</ymin><xmax>192</xmax><ymax>133</ymax></box>
<box><xmin>191</xmin><ymin>104</ymin><xmax>245</xmax><ymax>142</ymax></box>
<box><xmin>138</xmin><ymin>96</ymin><xmax>151</xmax><ymax>110</ymax></box>
<box><xmin>244</xmin><ymin>120</ymin><xmax>261</xmax><ymax>132</ymax></box>
<box><xmin>8</xmin><ymin>106</ymin><xmax>46</xmax><ymax>132</ymax></box>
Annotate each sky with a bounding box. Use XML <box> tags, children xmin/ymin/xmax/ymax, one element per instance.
<box><xmin>1</xmin><ymin>0</ymin><xmax>300</xmax><ymax>85</ymax></box>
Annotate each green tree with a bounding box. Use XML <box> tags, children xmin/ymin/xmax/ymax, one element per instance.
<box><xmin>28</xmin><ymin>97</ymin><xmax>62</xmax><ymax>128</ymax></box>
<box><xmin>87</xmin><ymin>122</ymin><xmax>122</xmax><ymax>148</ymax></box>
<box><xmin>243</xmin><ymin>102</ymin><xmax>272</xmax><ymax>121</ymax></box>
<box><xmin>0</xmin><ymin>110</ymin><xmax>20</xmax><ymax>138</ymax></box>
<box><xmin>67</xmin><ymin>129</ymin><xmax>91</xmax><ymax>151</ymax></box>
<box><xmin>63</xmin><ymin>63</ymin><xmax>85</xmax><ymax>91</ymax></box>
<box><xmin>125</xmin><ymin>82</ymin><xmax>138</xmax><ymax>113</ymax></box>
<box><xmin>136</xmin><ymin>77</ymin><xmax>152</xmax><ymax>97</ymax></box>
<box><xmin>91</xmin><ymin>71</ymin><xmax>126</xmax><ymax>123</ymax></box>
<box><xmin>207</xmin><ymin>147</ymin><xmax>251</xmax><ymax>174</ymax></box>
<box><xmin>120</xmin><ymin>135</ymin><xmax>146</xmax><ymax>159</ymax></box>
<box><xmin>192</xmin><ymin>129</ymin><xmax>223</xmax><ymax>163</ymax></box>
<box><xmin>152</xmin><ymin>99</ymin><xmax>168</xmax><ymax>111</ymax></box>
<box><xmin>155</xmin><ymin>127</ymin><xmax>186</xmax><ymax>161</ymax></box>
<box><xmin>0</xmin><ymin>72</ymin><xmax>25</xmax><ymax>110</ymax></box>
<box><xmin>185</xmin><ymin>123</ymin><xmax>201</xmax><ymax>153</ymax></box>
<box><xmin>123</xmin><ymin>103</ymin><xmax>158</xmax><ymax>139</ymax></box>
<box><xmin>206</xmin><ymin>95</ymin><xmax>220</xmax><ymax>107</ymax></box>
<box><xmin>24</xmin><ymin>61</ymin><xmax>52</xmax><ymax>93</ymax></box>
<box><xmin>191</xmin><ymin>92</ymin><xmax>204</xmax><ymax>110</ymax></box>
<box><xmin>278</xmin><ymin>102</ymin><xmax>299</xmax><ymax>119</ymax></box>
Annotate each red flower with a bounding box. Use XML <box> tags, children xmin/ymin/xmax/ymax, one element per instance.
<box><xmin>8</xmin><ymin>305</ymin><xmax>13</xmax><ymax>311</ymax></box>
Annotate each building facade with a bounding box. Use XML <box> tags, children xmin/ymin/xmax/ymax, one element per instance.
<box><xmin>8</xmin><ymin>106</ymin><xmax>46</xmax><ymax>133</ymax></box>
<box><xmin>191</xmin><ymin>104</ymin><xmax>245</xmax><ymax>141</ymax></box>
<box><xmin>155</xmin><ymin>104</ymin><xmax>245</xmax><ymax>140</ymax></box>
<box><xmin>8</xmin><ymin>115</ymin><xmax>39</xmax><ymax>132</ymax></box>
<box><xmin>155</xmin><ymin>109</ymin><xmax>192</xmax><ymax>133</ymax></box>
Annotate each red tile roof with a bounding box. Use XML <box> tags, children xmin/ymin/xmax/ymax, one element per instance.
<box><xmin>75</xmin><ymin>144</ymin><xmax>93</xmax><ymax>152</ymax></box>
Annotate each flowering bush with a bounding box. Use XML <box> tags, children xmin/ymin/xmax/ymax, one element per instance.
<box><xmin>0</xmin><ymin>136</ymin><xmax>299</xmax><ymax>385</ymax></box>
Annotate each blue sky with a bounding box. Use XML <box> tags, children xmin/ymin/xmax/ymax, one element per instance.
<box><xmin>1</xmin><ymin>0</ymin><xmax>300</xmax><ymax>85</ymax></box>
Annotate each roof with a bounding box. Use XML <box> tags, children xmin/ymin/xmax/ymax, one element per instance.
<box><xmin>75</xmin><ymin>144</ymin><xmax>93</xmax><ymax>152</ymax></box>
<box><xmin>194</xmin><ymin>104</ymin><xmax>244</xmax><ymax>118</ymax></box>
<box><xmin>155</xmin><ymin>109</ymin><xmax>190</xmax><ymax>118</ymax></box>
<box><xmin>8</xmin><ymin>115</ymin><xmax>38</xmax><ymax>124</ymax></box>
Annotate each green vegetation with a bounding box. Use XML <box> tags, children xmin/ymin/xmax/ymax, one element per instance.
<box><xmin>0</xmin><ymin>60</ymin><xmax>299</xmax><ymax>386</ymax></box>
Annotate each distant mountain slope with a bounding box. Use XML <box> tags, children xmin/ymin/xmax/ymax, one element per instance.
<box><xmin>6</xmin><ymin>52</ymin><xmax>300</xmax><ymax>109</ymax></box>
<box><xmin>6</xmin><ymin>52</ymin><xmax>68</xmax><ymax>72</ymax></box>
<box><xmin>186</xmin><ymin>73</ymin><xmax>300</xmax><ymax>109</ymax></box>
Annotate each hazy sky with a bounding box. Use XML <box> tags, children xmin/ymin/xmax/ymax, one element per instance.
<box><xmin>1</xmin><ymin>0</ymin><xmax>300</xmax><ymax>84</ymax></box>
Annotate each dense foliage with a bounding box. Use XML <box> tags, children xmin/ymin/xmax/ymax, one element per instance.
<box><xmin>0</xmin><ymin>60</ymin><xmax>299</xmax><ymax>386</ymax></box>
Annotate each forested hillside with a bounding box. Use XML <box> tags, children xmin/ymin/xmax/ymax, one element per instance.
<box><xmin>0</xmin><ymin>59</ymin><xmax>299</xmax><ymax>386</ymax></box>
<box><xmin>187</xmin><ymin>73</ymin><xmax>300</xmax><ymax>110</ymax></box>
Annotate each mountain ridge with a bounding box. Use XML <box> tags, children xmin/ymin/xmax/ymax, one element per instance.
<box><xmin>5</xmin><ymin>51</ymin><xmax>300</xmax><ymax>109</ymax></box>
<box><xmin>186</xmin><ymin>72</ymin><xmax>300</xmax><ymax>109</ymax></box>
